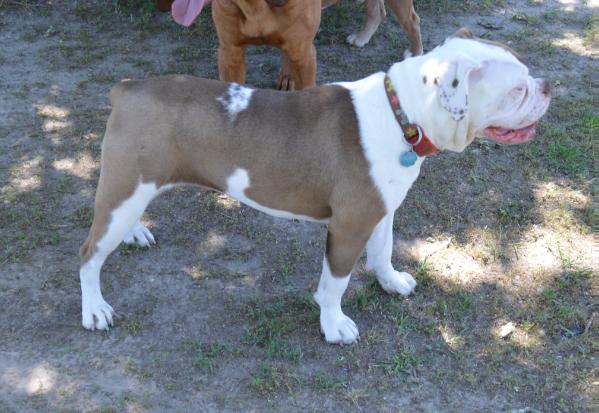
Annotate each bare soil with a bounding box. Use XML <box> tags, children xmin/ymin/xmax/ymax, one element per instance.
<box><xmin>0</xmin><ymin>1</ymin><xmax>595</xmax><ymax>412</ymax></box>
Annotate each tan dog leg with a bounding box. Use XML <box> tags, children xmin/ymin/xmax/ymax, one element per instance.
<box><xmin>280</xmin><ymin>41</ymin><xmax>317</xmax><ymax>90</ymax></box>
<box><xmin>79</xmin><ymin>138</ymin><xmax>161</xmax><ymax>330</ymax></box>
<box><xmin>387</xmin><ymin>0</ymin><xmax>423</xmax><ymax>56</ymax></box>
<box><xmin>218</xmin><ymin>44</ymin><xmax>246</xmax><ymax>84</ymax></box>
<box><xmin>277</xmin><ymin>51</ymin><xmax>295</xmax><ymax>91</ymax></box>
<box><xmin>347</xmin><ymin>0</ymin><xmax>386</xmax><ymax>47</ymax></box>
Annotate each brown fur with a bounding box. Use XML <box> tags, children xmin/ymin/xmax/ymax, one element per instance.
<box><xmin>212</xmin><ymin>0</ymin><xmax>321</xmax><ymax>90</ymax></box>
<box><xmin>156</xmin><ymin>0</ymin><xmax>422</xmax><ymax>90</ymax></box>
<box><xmin>81</xmin><ymin>76</ymin><xmax>386</xmax><ymax>276</ymax></box>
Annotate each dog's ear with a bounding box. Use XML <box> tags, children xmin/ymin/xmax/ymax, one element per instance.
<box><xmin>451</xmin><ymin>27</ymin><xmax>475</xmax><ymax>39</ymax></box>
<box><xmin>434</xmin><ymin>56</ymin><xmax>482</xmax><ymax>121</ymax></box>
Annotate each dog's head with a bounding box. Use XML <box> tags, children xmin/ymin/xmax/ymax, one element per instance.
<box><xmin>411</xmin><ymin>28</ymin><xmax>551</xmax><ymax>152</ymax></box>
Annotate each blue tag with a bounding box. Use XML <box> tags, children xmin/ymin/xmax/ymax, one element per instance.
<box><xmin>400</xmin><ymin>150</ymin><xmax>418</xmax><ymax>167</ymax></box>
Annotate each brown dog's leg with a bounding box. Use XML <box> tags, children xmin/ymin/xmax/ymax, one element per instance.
<box><xmin>79</xmin><ymin>170</ymin><xmax>158</xmax><ymax>330</ymax></box>
<box><xmin>347</xmin><ymin>0</ymin><xmax>386</xmax><ymax>48</ymax></box>
<box><xmin>277</xmin><ymin>51</ymin><xmax>295</xmax><ymax>91</ymax></box>
<box><xmin>218</xmin><ymin>44</ymin><xmax>246</xmax><ymax>84</ymax></box>
<box><xmin>212</xmin><ymin>1</ymin><xmax>247</xmax><ymax>84</ymax></box>
<box><xmin>387</xmin><ymin>0</ymin><xmax>423</xmax><ymax>56</ymax></box>
<box><xmin>281</xmin><ymin>41</ymin><xmax>316</xmax><ymax>90</ymax></box>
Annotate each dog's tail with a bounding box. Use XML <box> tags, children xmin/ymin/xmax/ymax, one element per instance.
<box><xmin>265</xmin><ymin>0</ymin><xmax>289</xmax><ymax>6</ymax></box>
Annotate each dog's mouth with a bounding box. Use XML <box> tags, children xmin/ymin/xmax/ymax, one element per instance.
<box><xmin>483</xmin><ymin>122</ymin><xmax>537</xmax><ymax>145</ymax></box>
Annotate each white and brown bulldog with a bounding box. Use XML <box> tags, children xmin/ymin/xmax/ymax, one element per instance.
<box><xmin>79</xmin><ymin>29</ymin><xmax>550</xmax><ymax>344</ymax></box>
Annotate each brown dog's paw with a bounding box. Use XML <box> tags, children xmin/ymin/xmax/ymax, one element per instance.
<box><xmin>277</xmin><ymin>73</ymin><xmax>295</xmax><ymax>91</ymax></box>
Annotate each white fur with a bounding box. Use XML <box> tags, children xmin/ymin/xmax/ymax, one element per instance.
<box><xmin>81</xmin><ymin>181</ymin><xmax>159</xmax><ymax>330</ymax></box>
<box><xmin>122</xmin><ymin>219</ymin><xmax>155</xmax><ymax>247</ymax></box>
<box><xmin>313</xmin><ymin>258</ymin><xmax>358</xmax><ymax>344</ymax></box>
<box><xmin>366</xmin><ymin>213</ymin><xmax>416</xmax><ymax>295</ymax></box>
<box><xmin>338</xmin><ymin>74</ymin><xmax>424</xmax><ymax>214</ymax></box>
<box><xmin>225</xmin><ymin>168</ymin><xmax>329</xmax><ymax>223</ymax></box>
<box><xmin>216</xmin><ymin>83</ymin><xmax>254</xmax><ymax>120</ymax></box>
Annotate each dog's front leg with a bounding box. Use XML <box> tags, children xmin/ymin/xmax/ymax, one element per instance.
<box><xmin>217</xmin><ymin>44</ymin><xmax>246</xmax><ymax>84</ymax></box>
<box><xmin>313</xmin><ymin>219</ymin><xmax>374</xmax><ymax>344</ymax></box>
<box><xmin>366</xmin><ymin>212</ymin><xmax>416</xmax><ymax>295</ymax></box>
<box><xmin>277</xmin><ymin>51</ymin><xmax>294</xmax><ymax>91</ymax></box>
<box><xmin>281</xmin><ymin>41</ymin><xmax>316</xmax><ymax>90</ymax></box>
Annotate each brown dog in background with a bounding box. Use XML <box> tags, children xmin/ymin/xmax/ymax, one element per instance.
<box><xmin>158</xmin><ymin>0</ymin><xmax>422</xmax><ymax>90</ymax></box>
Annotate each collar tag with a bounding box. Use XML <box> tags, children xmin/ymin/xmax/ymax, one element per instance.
<box><xmin>400</xmin><ymin>149</ymin><xmax>418</xmax><ymax>167</ymax></box>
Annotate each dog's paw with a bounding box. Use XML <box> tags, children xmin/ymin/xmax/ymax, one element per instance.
<box><xmin>123</xmin><ymin>221</ymin><xmax>155</xmax><ymax>247</ymax></box>
<box><xmin>377</xmin><ymin>270</ymin><xmax>417</xmax><ymax>296</ymax></box>
<box><xmin>276</xmin><ymin>74</ymin><xmax>295</xmax><ymax>91</ymax></box>
<box><xmin>403</xmin><ymin>49</ymin><xmax>413</xmax><ymax>59</ymax></box>
<box><xmin>320</xmin><ymin>311</ymin><xmax>359</xmax><ymax>345</ymax></box>
<box><xmin>347</xmin><ymin>33</ymin><xmax>369</xmax><ymax>48</ymax></box>
<box><xmin>82</xmin><ymin>296</ymin><xmax>114</xmax><ymax>331</ymax></box>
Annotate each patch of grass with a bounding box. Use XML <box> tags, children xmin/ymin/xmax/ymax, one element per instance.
<box><xmin>382</xmin><ymin>346</ymin><xmax>425</xmax><ymax>376</ymax></box>
<box><xmin>557</xmin><ymin>248</ymin><xmax>592</xmax><ymax>292</ymax></box>
<box><xmin>347</xmin><ymin>278</ymin><xmax>381</xmax><ymax>311</ymax></box>
<box><xmin>243</xmin><ymin>295</ymin><xmax>317</xmax><ymax>360</ymax></box>
<box><xmin>119</xmin><ymin>243</ymin><xmax>145</xmax><ymax>254</ymax></box>
<box><xmin>413</xmin><ymin>258</ymin><xmax>434</xmax><ymax>286</ymax></box>
<box><xmin>122</xmin><ymin>318</ymin><xmax>143</xmax><ymax>335</ymax></box>
<box><xmin>437</xmin><ymin>292</ymin><xmax>474</xmax><ymax>320</ymax></box>
<box><xmin>506</xmin><ymin>28</ymin><xmax>556</xmax><ymax>55</ymax></box>
<box><xmin>583</xmin><ymin>15</ymin><xmax>598</xmax><ymax>46</ymax></box>
<box><xmin>512</xmin><ymin>12</ymin><xmax>541</xmax><ymax>25</ymax></box>
<box><xmin>496</xmin><ymin>200</ymin><xmax>526</xmax><ymax>225</ymax></box>
<box><xmin>0</xmin><ymin>189</ymin><xmax>63</xmax><ymax>262</ymax></box>
<box><xmin>342</xmin><ymin>387</ymin><xmax>368</xmax><ymax>408</ymax></box>
<box><xmin>73</xmin><ymin>205</ymin><xmax>94</xmax><ymax>228</ymax></box>
<box><xmin>189</xmin><ymin>341</ymin><xmax>226</xmax><ymax>372</ymax></box>
<box><xmin>416</xmin><ymin>0</ymin><xmax>497</xmax><ymax>13</ymax></box>
<box><xmin>385</xmin><ymin>300</ymin><xmax>419</xmax><ymax>335</ymax></box>
<box><xmin>248</xmin><ymin>362</ymin><xmax>302</xmax><ymax>395</ymax></box>
<box><xmin>525</xmin><ymin>100</ymin><xmax>593</xmax><ymax>177</ymax></box>
<box><xmin>310</xmin><ymin>371</ymin><xmax>347</xmax><ymax>392</ymax></box>
<box><xmin>39</xmin><ymin>42</ymin><xmax>108</xmax><ymax>70</ymax></box>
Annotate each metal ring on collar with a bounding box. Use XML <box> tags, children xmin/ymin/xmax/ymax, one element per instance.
<box><xmin>413</xmin><ymin>126</ymin><xmax>423</xmax><ymax>146</ymax></box>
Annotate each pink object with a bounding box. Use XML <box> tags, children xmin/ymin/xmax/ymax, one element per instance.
<box><xmin>172</xmin><ymin>0</ymin><xmax>208</xmax><ymax>27</ymax></box>
<box><xmin>483</xmin><ymin>123</ymin><xmax>537</xmax><ymax>145</ymax></box>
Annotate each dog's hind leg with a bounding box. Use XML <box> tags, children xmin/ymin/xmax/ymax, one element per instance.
<box><xmin>346</xmin><ymin>0</ymin><xmax>385</xmax><ymax>47</ymax></box>
<box><xmin>79</xmin><ymin>177</ymin><xmax>159</xmax><ymax>330</ymax></box>
<box><xmin>365</xmin><ymin>212</ymin><xmax>416</xmax><ymax>295</ymax></box>
<box><xmin>387</xmin><ymin>0</ymin><xmax>423</xmax><ymax>56</ymax></box>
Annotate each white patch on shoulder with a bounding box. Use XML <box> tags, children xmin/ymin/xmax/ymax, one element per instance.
<box><xmin>216</xmin><ymin>83</ymin><xmax>254</xmax><ymax>120</ymax></box>
<box><xmin>225</xmin><ymin>168</ymin><xmax>328</xmax><ymax>223</ymax></box>
<box><xmin>337</xmin><ymin>73</ymin><xmax>424</xmax><ymax>213</ymax></box>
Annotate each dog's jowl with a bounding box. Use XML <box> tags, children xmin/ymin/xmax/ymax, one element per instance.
<box><xmin>79</xmin><ymin>30</ymin><xmax>550</xmax><ymax>344</ymax></box>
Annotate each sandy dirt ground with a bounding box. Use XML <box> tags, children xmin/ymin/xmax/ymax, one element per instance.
<box><xmin>0</xmin><ymin>1</ymin><xmax>595</xmax><ymax>412</ymax></box>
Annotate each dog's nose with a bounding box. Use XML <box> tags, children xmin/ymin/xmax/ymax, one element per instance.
<box><xmin>539</xmin><ymin>79</ymin><xmax>551</xmax><ymax>97</ymax></box>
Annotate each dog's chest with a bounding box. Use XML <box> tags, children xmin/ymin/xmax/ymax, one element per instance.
<box><xmin>341</xmin><ymin>74</ymin><xmax>424</xmax><ymax>213</ymax></box>
<box><xmin>369</xmin><ymin>150</ymin><xmax>423</xmax><ymax>213</ymax></box>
